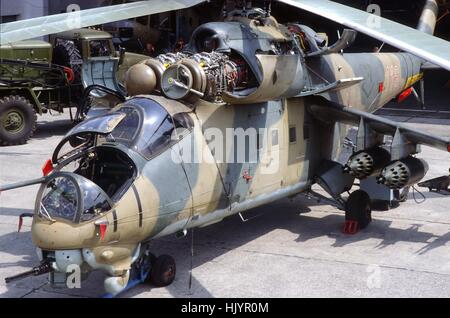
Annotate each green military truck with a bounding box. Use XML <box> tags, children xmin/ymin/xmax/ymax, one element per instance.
<box><xmin>0</xmin><ymin>28</ymin><xmax>147</xmax><ymax>146</ymax></box>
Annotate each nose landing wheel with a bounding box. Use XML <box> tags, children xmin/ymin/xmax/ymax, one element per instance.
<box><xmin>103</xmin><ymin>251</ymin><xmax>176</xmax><ymax>298</ymax></box>
<box><xmin>149</xmin><ymin>255</ymin><xmax>176</xmax><ymax>287</ymax></box>
<box><xmin>139</xmin><ymin>251</ymin><xmax>176</xmax><ymax>288</ymax></box>
<box><xmin>343</xmin><ymin>190</ymin><xmax>372</xmax><ymax>235</ymax></box>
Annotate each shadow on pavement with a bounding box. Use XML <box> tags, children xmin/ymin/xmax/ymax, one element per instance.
<box><xmin>34</xmin><ymin>118</ymin><xmax>74</xmax><ymax>140</ymax></box>
<box><xmin>0</xmin><ymin>195</ymin><xmax>448</xmax><ymax>298</ymax></box>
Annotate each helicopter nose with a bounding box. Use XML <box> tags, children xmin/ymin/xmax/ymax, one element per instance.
<box><xmin>32</xmin><ymin>221</ymin><xmax>83</xmax><ymax>250</ymax></box>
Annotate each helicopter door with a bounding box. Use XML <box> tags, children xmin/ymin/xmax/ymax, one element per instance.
<box><xmin>82</xmin><ymin>56</ymin><xmax>125</xmax><ymax>97</ymax></box>
<box><xmin>285</xmin><ymin>99</ymin><xmax>308</xmax><ymax>185</ymax></box>
<box><xmin>223</xmin><ymin>101</ymin><xmax>284</xmax><ymax>204</ymax></box>
<box><xmin>248</xmin><ymin>100</ymin><xmax>284</xmax><ymax>197</ymax></box>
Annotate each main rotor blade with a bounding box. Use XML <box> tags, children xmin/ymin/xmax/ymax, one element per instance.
<box><xmin>0</xmin><ymin>0</ymin><xmax>206</xmax><ymax>45</ymax></box>
<box><xmin>279</xmin><ymin>0</ymin><xmax>450</xmax><ymax>72</ymax></box>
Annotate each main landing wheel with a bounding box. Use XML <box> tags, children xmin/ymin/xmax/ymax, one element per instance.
<box><xmin>343</xmin><ymin>190</ymin><xmax>372</xmax><ymax>234</ymax></box>
<box><xmin>150</xmin><ymin>255</ymin><xmax>176</xmax><ymax>287</ymax></box>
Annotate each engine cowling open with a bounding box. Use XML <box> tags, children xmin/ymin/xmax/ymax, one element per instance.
<box><xmin>124</xmin><ymin>50</ymin><xmax>306</xmax><ymax>104</ymax></box>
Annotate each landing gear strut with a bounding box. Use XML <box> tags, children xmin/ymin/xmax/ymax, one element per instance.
<box><xmin>103</xmin><ymin>249</ymin><xmax>176</xmax><ymax>298</ymax></box>
<box><xmin>343</xmin><ymin>190</ymin><xmax>372</xmax><ymax>235</ymax></box>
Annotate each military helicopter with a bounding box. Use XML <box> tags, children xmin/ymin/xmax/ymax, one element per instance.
<box><xmin>1</xmin><ymin>0</ymin><xmax>450</xmax><ymax>297</ymax></box>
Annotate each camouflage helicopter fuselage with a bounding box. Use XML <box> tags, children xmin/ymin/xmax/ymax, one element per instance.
<box><xmin>20</xmin><ymin>6</ymin><xmax>446</xmax><ymax>295</ymax></box>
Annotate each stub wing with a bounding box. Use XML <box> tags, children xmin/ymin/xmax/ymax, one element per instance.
<box><xmin>0</xmin><ymin>0</ymin><xmax>206</xmax><ymax>45</ymax></box>
<box><xmin>279</xmin><ymin>0</ymin><xmax>450</xmax><ymax>72</ymax></box>
<box><xmin>307</xmin><ymin>96</ymin><xmax>450</xmax><ymax>153</ymax></box>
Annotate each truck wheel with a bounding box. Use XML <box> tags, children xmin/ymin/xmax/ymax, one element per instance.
<box><xmin>150</xmin><ymin>255</ymin><xmax>176</xmax><ymax>287</ymax></box>
<box><xmin>0</xmin><ymin>95</ymin><xmax>37</xmax><ymax>146</ymax></box>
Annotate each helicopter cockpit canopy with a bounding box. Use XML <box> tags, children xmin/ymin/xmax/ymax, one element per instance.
<box><xmin>38</xmin><ymin>172</ymin><xmax>113</xmax><ymax>224</ymax></box>
<box><xmin>53</xmin><ymin>96</ymin><xmax>194</xmax><ymax>165</ymax></box>
<box><xmin>47</xmin><ymin>97</ymin><xmax>193</xmax><ymax>208</ymax></box>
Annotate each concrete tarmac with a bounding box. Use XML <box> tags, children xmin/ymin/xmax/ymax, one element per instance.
<box><xmin>0</xmin><ymin>112</ymin><xmax>449</xmax><ymax>298</ymax></box>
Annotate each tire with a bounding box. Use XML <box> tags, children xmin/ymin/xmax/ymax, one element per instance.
<box><xmin>0</xmin><ymin>95</ymin><xmax>37</xmax><ymax>146</ymax></box>
<box><xmin>345</xmin><ymin>190</ymin><xmax>372</xmax><ymax>229</ymax></box>
<box><xmin>53</xmin><ymin>40</ymin><xmax>82</xmax><ymax>83</ymax></box>
<box><xmin>150</xmin><ymin>255</ymin><xmax>176</xmax><ymax>287</ymax></box>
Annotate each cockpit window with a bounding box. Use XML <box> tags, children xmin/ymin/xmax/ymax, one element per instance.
<box><xmin>109</xmin><ymin>107</ymin><xmax>141</xmax><ymax>147</ymax></box>
<box><xmin>132</xmin><ymin>98</ymin><xmax>177</xmax><ymax>159</ymax></box>
<box><xmin>77</xmin><ymin>176</ymin><xmax>112</xmax><ymax>222</ymax></box>
<box><xmin>57</xmin><ymin>98</ymin><xmax>191</xmax><ymax>162</ymax></box>
<box><xmin>54</xmin><ymin>112</ymin><xmax>130</xmax><ymax>164</ymax></box>
<box><xmin>41</xmin><ymin>177</ymin><xmax>78</xmax><ymax>222</ymax></box>
<box><xmin>62</xmin><ymin>108</ymin><xmax>141</xmax><ymax>151</ymax></box>
<box><xmin>140</xmin><ymin>114</ymin><xmax>176</xmax><ymax>159</ymax></box>
<box><xmin>39</xmin><ymin>174</ymin><xmax>112</xmax><ymax>223</ymax></box>
<box><xmin>69</xmin><ymin>112</ymin><xmax>126</xmax><ymax>135</ymax></box>
<box><xmin>173</xmin><ymin>112</ymin><xmax>194</xmax><ymax>130</ymax></box>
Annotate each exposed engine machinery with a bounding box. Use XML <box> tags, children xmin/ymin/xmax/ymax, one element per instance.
<box><xmin>123</xmin><ymin>8</ymin><xmax>311</xmax><ymax>105</ymax></box>
<box><xmin>343</xmin><ymin>147</ymin><xmax>392</xmax><ymax>179</ymax></box>
<box><xmin>125</xmin><ymin>51</ymin><xmax>249</xmax><ymax>103</ymax></box>
<box><xmin>377</xmin><ymin>156</ymin><xmax>429</xmax><ymax>190</ymax></box>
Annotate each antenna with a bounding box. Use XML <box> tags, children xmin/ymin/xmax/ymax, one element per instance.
<box><xmin>188</xmin><ymin>227</ymin><xmax>194</xmax><ymax>295</ymax></box>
